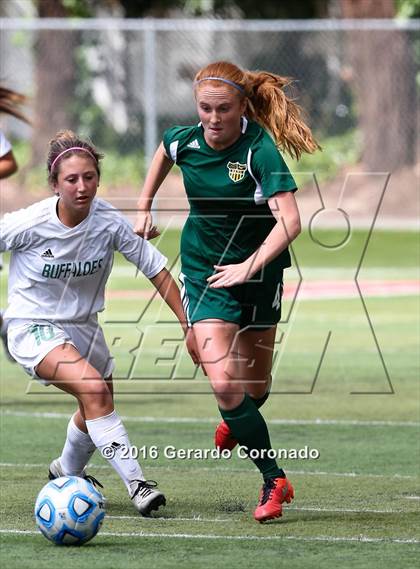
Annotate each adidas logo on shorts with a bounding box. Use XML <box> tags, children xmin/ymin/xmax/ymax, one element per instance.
<box><xmin>41</xmin><ymin>248</ymin><xmax>54</xmax><ymax>259</ymax></box>
<box><xmin>187</xmin><ymin>139</ymin><xmax>200</xmax><ymax>149</ymax></box>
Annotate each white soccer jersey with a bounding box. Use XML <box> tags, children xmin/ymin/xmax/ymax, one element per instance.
<box><xmin>0</xmin><ymin>196</ymin><xmax>167</xmax><ymax>321</ymax></box>
<box><xmin>0</xmin><ymin>130</ymin><xmax>12</xmax><ymax>158</ymax></box>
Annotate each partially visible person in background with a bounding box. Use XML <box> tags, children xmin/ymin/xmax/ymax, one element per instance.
<box><xmin>0</xmin><ymin>129</ymin><xmax>18</xmax><ymax>179</ymax></box>
<box><xmin>0</xmin><ymin>86</ymin><xmax>30</xmax><ymax>360</ymax></box>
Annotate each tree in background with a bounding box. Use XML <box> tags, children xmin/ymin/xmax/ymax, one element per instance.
<box><xmin>340</xmin><ymin>0</ymin><xmax>417</xmax><ymax>170</ymax></box>
<box><xmin>31</xmin><ymin>0</ymin><xmax>88</xmax><ymax>165</ymax></box>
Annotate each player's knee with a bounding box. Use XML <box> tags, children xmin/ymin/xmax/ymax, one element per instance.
<box><xmin>211</xmin><ymin>379</ymin><xmax>243</xmax><ymax>408</ymax></box>
<box><xmin>78</xmin><ymin>379</ymin><xmax>113</xmax><ymax>411</ymax></box>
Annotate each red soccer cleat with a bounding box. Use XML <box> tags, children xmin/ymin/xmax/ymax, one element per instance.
<box><xmin>254</xmin><ymin>477</ymin><xmax>294</xmax><ymax>522</ymax></box>
<box><xmin>214</xmin><ymin>420</ymin><xmax>238</xmax><ymax>451</ymax></box>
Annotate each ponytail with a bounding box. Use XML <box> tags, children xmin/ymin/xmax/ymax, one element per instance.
<box><xmin>0</xmin><ymin>86</ymin><xmax>30</xmax><ymax>124</ymax></box>
<box><xmin>244</xmin><ymin>71</ymin><xmax>320</xmax><ymax>160</ymax></box>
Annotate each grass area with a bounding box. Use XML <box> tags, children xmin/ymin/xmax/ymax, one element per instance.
<box><xmin>0</xmin><ymin>229</ymin><xmax>419</xmax><ymax>568</ymax></box>
<box><xmin>142</xmin><ymin>228</ymin><xmax>420</xmax><ymax>272</ymax></box>
<box><xmin>77</xmin><ymin>228</ymin><xmax>418</xmax><ymax>294</ymax></box>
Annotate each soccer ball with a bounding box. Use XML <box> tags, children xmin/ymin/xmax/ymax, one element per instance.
<box><xmin>35</xmin><ymin>476</ymin><xmax>106</xmax><ymax>545</ymax></box>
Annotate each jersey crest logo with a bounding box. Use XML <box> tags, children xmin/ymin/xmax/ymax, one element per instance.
<box><xmin>227</xmin><ymin>162</ymin><xmax>247</xmax><ymax>183</ymax></box>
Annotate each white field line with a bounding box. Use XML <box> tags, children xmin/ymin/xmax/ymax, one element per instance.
<box><xmin>286</xmin><ymin>469</ymin><xmax>417</xmax><ymax>480</ymax></box>
<box><xmin>108</xmin><ymin>515</ymin><xmax>229</xmax><ymax>522</ymax></box>
<box><xmin>289</xmin><ymin>506</ymin><xmax>419</xmax><ymax>514</ymax></box>
<box><xmin>0</xmin><ymin>462</ymin><xmax>417</xmax><ymax>480</ymax></box>
<box><xmin>0</xmin><ymin>528</ymin><xmax>418</xmax><ymax>544</ymax></box>
<box><xmin>1</xmin><ymin>410</ymin><xmax>418</xmax><ymax>428</ymax></box>
<box><xmin>107</xmin><ymin>504</ymin><xmax>418</xmax><ymax>519</ymax></box>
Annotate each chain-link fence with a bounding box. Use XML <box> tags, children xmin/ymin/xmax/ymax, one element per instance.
<box><xmin>0</xmin><ymin>18</ymin><xmax>418</xmax><ymax>173</ymax></box>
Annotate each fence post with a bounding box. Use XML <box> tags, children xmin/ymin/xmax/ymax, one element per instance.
<box><xmin>143</xmin><ymin>19</ymin><xmax>157</xmax><ymax>169</ymax></box>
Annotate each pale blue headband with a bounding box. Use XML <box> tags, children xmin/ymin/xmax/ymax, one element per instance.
<box><xmin>195</xmin><ymin>76</ymin><xmax>245</xmax><ymax>94</ymax></box>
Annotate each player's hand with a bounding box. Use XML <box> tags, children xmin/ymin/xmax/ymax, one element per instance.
<box><xmin>134</xmin><ymin>211</ymin><xmax>160</xmax><ymax>240</ymax></box>
<box><xmin>207</xmin><ymin>261</ymin><xmax>255</xmax><ymax>288</ymax></box>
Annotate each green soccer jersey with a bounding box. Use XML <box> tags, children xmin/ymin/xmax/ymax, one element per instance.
<box><xmin>163</xmin><ymin>118</ymin><xmax>297</xmax><ymax>280</ymax></box>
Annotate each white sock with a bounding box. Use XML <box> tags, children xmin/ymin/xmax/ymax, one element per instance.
<box><xmin>85</xmin><ymin>410</ymin><xmax>144</xmax><ymax>493</ymax></box>
<box><xmin>60</xmin><ymin>415</ymin><xmax>96</xmax><ymax>476</ymax></box>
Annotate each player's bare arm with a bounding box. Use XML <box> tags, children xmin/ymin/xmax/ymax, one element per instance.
<box><xmin>135</xmin><ymin>142</ymin><xmax>174</xmax><ymax>239</ymax></box>
<box><xmin>0</xmin><ymin>150</ymin><xmax>18</xmax><ymax>179</ymax></box>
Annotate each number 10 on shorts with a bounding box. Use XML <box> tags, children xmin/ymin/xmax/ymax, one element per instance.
<box><xmin>29</xmin><ymin>324</ymin><xmax>55</xmax><ymax>346</ymax></box>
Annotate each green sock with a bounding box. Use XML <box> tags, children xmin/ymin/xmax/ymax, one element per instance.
<box><xmin>219</xmin><ymin>394</ymin><xmax>284</xmax><ymax>480</ymax></box>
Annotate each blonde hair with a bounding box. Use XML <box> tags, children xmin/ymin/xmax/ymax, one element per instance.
<box><xmin>194</xmin><ymin>61</ymin><xmax>320</xmax><ymax>160</ymax></box>
<box><xmin>47</xmin><ymin>130</ymin><xmax>103</xmax><ymax>185</ymax></box>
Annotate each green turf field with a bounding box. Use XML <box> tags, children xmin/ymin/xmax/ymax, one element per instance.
<box><xmin>0</xmin><ymin>229</ymin><xmax>419</xmax><ymax>568</ymax></box>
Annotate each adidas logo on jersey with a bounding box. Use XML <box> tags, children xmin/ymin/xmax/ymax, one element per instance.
<box><xmin>41</xmin><ymin>248</ymin><xmax>54</xmax><ymax>259</ymax></box>
<box><xmin>187</xmin><ymin>139</ymin><xmax>200</xmax><ymax>149</ymax></box>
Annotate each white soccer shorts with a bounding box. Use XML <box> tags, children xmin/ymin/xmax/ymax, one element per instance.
<box><xmin>7</xmin><ymin>315</ymin><xmax>115</xmax><ymax>384</ymax></box>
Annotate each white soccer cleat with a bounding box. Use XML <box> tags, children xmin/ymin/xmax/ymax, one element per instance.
<box><xmin>48</xmin><ymin>457</ymin><xmax>72</xmax><ymax>479</ymax></box>
<box><xmin>129</xmin><ymin>479</ymin><xmax>166</xmax><ymax>517</ymax></box>
<box><xmin>48</xmin><ymin>457</ymin><xmax>103</xmax><ymax>488</ymax></box>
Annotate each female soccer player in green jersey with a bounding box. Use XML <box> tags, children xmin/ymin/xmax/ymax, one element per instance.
<box><xmin>135</xmin><ymin>61</ymin><xmax>320</xmax><ymax>522</ymax></box>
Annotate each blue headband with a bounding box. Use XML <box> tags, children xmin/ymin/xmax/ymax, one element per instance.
<box><xmin>195</xmin><ymin>76</ymin><xmax>245</xmax><ymax>94</ymax></box>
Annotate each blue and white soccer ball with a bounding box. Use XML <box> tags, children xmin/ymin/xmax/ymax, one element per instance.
<box><xmin>35</xmin><ymin>476</ymin><xmax>106</xmax><ymax>545</ymax></box>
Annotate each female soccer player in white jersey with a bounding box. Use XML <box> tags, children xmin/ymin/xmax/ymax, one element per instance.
<box><xmin>135</xmin><ymin>61</ymin><xmax>320</xmax><ymax>522</ymax></box>
<box><xmin>1</xmin><ymin>130</ymin><xmax>199</xmax><ymax>517</ymax></box>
